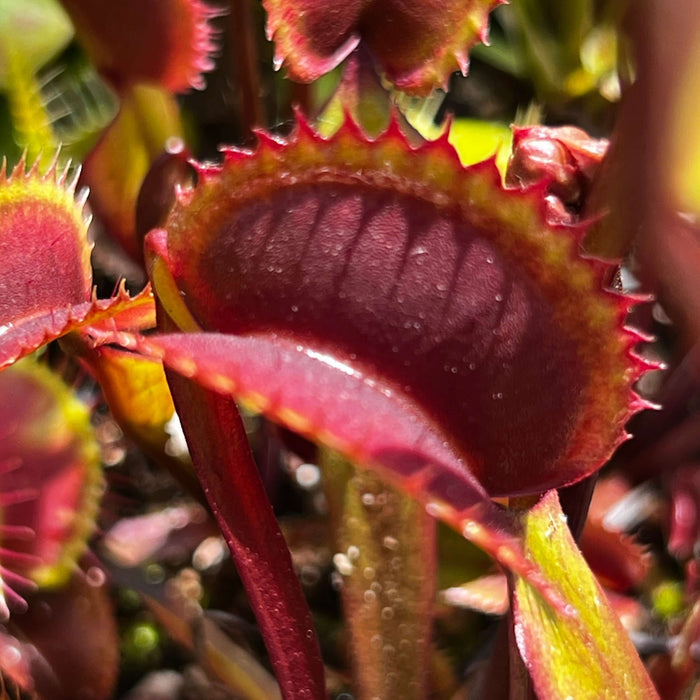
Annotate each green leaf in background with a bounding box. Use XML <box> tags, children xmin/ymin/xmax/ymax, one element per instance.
<box><xmin>0</xmin><ymin>0</ymin><xmax>73</xmax><ymax>88</ymax></box>
<box><xmin>446</xmin><ymin>118</ymin><xmax>513</xmax><ymax>173</ymax></box>
<box><xmin>0</xmin><ymin>0</ymin><xmax>73</xmax><ymax>166</ymax></box>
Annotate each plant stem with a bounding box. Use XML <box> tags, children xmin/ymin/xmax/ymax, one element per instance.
<box><xmin>166</xmin><ymin>371</ymin><xmax>326</xmax><ymax>699</ymax></box>
<box><xmin>322</xmin><ymin>450</ymin><xmax>436</xmax><ymax>699</ymax></box>
<box><xmin>229</xmin><ymin>0</ymin><xmax>266</xmax><ymax>133</ymax></box>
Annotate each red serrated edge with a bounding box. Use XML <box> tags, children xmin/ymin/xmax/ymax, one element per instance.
<box><xmin>183</xmin><ymin>0</ymin><xmax>222</xmax><ymax>91</ymax></box>
<box><xmin>0</xmin><ymin>285</ymin><xmax>154</xmax><ymax>370</ymax></box>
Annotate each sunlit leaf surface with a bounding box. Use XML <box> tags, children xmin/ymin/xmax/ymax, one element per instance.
<box><xmin>512</xmin><ymin>490</ymin><xmax>659</xmax><ymax>699</ymax></box>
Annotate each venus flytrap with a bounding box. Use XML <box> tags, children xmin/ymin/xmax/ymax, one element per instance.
<box><xmin>0</xmin><ymin>1</ymin><xmax>681</xmax><ymax>698</ymax></box>
<box><xmin>122</xmin><ymin>110</ymin><xmax>657</xmax><ymax>698</ymax></box>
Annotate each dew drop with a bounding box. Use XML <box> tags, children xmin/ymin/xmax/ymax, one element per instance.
<box><xmin>347</xmin><ymin>545</ymin><xmax>360</xmax><ymax>561</ymax></box>
<box><xmin>496</xmin><ymin>545</ymin><xmax>518</xmax><ymax>567</ymax></box>
<box><xmin>385</xmin><ymin>671</ymin><xmax>399</xmax><ymax>688</ymax></box>
<box><xmin>361</xmin><ymin>493</ymin><xmax>376</xmax><ymax>507</ymax></box>
<box><xmin>296</xmin><ymin>463</ymin><xmax>321</xmax><ymax>489</ymax></box>
<box><xmin>333</xmin><ymin>553</ymin><xmax>354</xmax><ymax>576</ymax></box>
<box><xmin>86</xmin><ymin>566</ymin><xmax>106</xmax><ymax>587</ymax></box>
<box><xmin>495</xmin><ymin>293</ymin><xmax>503</xmax><ymax>302</ymax></box>
<box><xmin>290</xmin><ymin>304</ymin><xmax>299</xmax><ymax>313</ymax></box>
<box><xmin>145</xmin><ymin>563</ymin><xmax>165</xmax><ymax>584</ymax></box>
<box><xmin>486</xmin><ymin>255</ymin><xmax>494</xmax><ymax>264</ymax></box>
<box><xmin>370</xmin><ymin>633</ymin><xmax>383</xmax><ymax>650</ymax></box>
<box><xmin>381</xmin><ymin>607</ymin><xmax>395</xmax><ymax>622</ymax></box>
<box><xmin>0</xmin><ymin>644</ymin><xmax>21</xmax><ymax>667</ymax></box>
<box><xmin>383</xmin><ymin>536</ymin><xmax>399</xmax><ymax>551</ymax></box>
<box><xmin>425</xmin><ymin>501</ymin><xmax>448</xmax><ymax>519</ymax></box>
<box><xmin>363</xmin><ymin>589</ymin><xmax>377</xmax><ymax>603</ymax></box>
<box><xmin>300</xmin><ymin>565</ymin><xmax>321</xmax><ymax>586</ymax></box>
<box><xmin>363</xmin><ymin>566</ymin><xmax>376</xmax><ymax>580</ymax></box>
<box><xmin>462</xmin><ymin>521</ymin><xmax>481</xmax><ymax>538</ymax></box>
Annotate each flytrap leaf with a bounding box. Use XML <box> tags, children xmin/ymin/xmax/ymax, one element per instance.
<box><xmin>264</xmin><ymin>0</ymin><xmax>502</xmax><ymax>93</ymax></box>
<box><xmin>59</xmin><ymin>0</ymin><xmax>218</xmax><ymax>93</ymax></box>
<box><xmin>0</xmin><ymin>359</ymin><xmax>102</xmax><ymax>620</ymax></box>
<box><xmin>512</xmin><ymin>491</ymin><xmax>658</xmax><ymax>699</ymax></box>
<box><xmin>0</xmin><ymin>156</ymin><xmax>91</xmax><ymax>336</ymax></box>
<box><xmin>0</xmin><ymin>154</ymin><xmax>157</xmax><ymax>367</ymax></box>
<box><xmin>77</xmin><ymin>345</ymin><xmax>175</xmax><ymax>458</ymax></box>
<box><xmin>132</xmin><ymin>116</ymin><xmax>653</xmax><ymax>622</ymax></box>
<box><xmin>147</xmin><ymin>115</ymin><xmax>649</xmax><ymax>499</ymax></box>
<box><xmin>0</xmin><ymin>0</ymin><xmax>73</xmax><ymax>90</ymax></box>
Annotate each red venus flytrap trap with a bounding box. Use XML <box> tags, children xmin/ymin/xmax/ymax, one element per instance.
<box><xmin>263</xmin><ymin>0</ymin><xmax>502</xmax><ymax>93</ymax></box>
<box><xmin>58</xmin><ymin>0</ymin><xmax>218</xmax><ymax>93</ymax></box>
<box><xmin>118</xmin><ymin>111</ymin><xmax>656</xmax><ymax>699</ymax></box>
<box><xmin>0</xmin><ymin>133</ymin><xmax>659</xmax><ymax>698</ymax></box>
<box><xmin>0</xmin><ymin>156</ymin><xmax>154</xmax><ymax>374</ymax></box>
<box><xmin>142</xmin><ymin>113</ymin><xmax>650</xmax><ymax>507</ymax></box>
<box><xmin>0</xmin><ymin>358</ymin><xmax>102</xmax><ymax>621</ymax></box>
<box><xmin>0</xmin><ymin>155</ymin><xmax>151</xmax><ymax>621</ymax></box>
<box><xmin>0</xmin><ymin>0</ymin><xmax>686</xmax><ymax>698</ymax></box>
